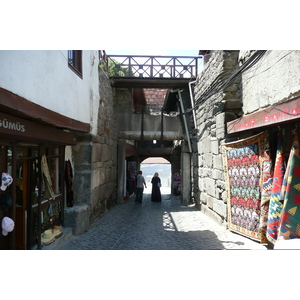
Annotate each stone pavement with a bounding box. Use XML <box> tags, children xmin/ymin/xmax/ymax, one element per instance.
<box><xmin>56</xmin><ymin>191</ymin><xmax>268</xmax><ymax>250</ymax></box>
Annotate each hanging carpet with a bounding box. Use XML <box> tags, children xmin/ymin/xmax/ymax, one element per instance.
<box><xmin>41</xmin><ymin>155</ymin><xmax>56</xmax><ymax>200</ymax></box>
<box><xmin>259</xmin><ymin>137</ymin><xmax>273</xmax><ymax>244</ymax></box>
<box><xmin>277</xmin><ymin>130</ymin><xmax>300</xmax><ymax>240</ymax></box>
<box><xmin>267</xmin><ymin>132</ymin><xmax>285</xmax><ymax>244</ymax></box>
<box><xmin>222</xmin><ymin>132</ymin><xmax>270</xmax><ymax>242</ymax></box>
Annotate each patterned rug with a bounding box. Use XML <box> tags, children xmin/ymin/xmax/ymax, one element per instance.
<box><xmin>277</xmin><ymin>130</ymin><xmax>300</xmax><ymax>240</ymax></box>
<box><xmin>267</xmin><ymin>132</ymin><xmax>285</xmax><ymax>244</ymax></box>
<box><xmin>222</xmin><ymin>132</ymin><xmax>270</xmax><ymax>242</ymax></box>
<box><xmin>260</xmin><ymin>139</ymin><xmax>273</xmax><ymax>244</ymax></box>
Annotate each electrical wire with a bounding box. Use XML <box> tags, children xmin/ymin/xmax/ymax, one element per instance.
<box><xmin>242</xmin><ymin>50</ymin><xmax>293</xmax><ymax>83</ymax></box>
<box><xmin>185</xmin><ymin>50</ymin><xmax>267</xmax><ymax>114</ymax></box>
<box><xmin>197</xmin><ymin>50</ymin><xmax>266</xmax><ymax>105</ymax></box>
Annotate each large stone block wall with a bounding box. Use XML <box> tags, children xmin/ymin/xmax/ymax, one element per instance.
<box><xmin>240</xmin><ymin>50</ymin><xmax>300</xmax><ymax>114</ymax></box>
<box><xmin>89</xmin><ymin>70</ymin><xmax>118</xmax><ymax>225</ymax></box>
<box><xmin>193</xmin><ymin>51</ymin><xmax>241</xmax><ymax>225</ymax></box>
<box><xmin>66</xmin><ymin>69</ymin><xmax>118</xmax><ymax>235</ymax></box>
<box><xmin>114</xmin><ymin>88</ymin><xmax>133</xmax><ymax>114</ymax></box>
<box><xmin>193</xmin><ymin>50</ymin><xmax>300</xmax><ymax>226</ymax></box>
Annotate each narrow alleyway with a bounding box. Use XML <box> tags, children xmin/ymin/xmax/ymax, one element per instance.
<box><xmin>56</xmin><ymin>190</ymin><xmax>268</xmax><ymax>250</ymax></box>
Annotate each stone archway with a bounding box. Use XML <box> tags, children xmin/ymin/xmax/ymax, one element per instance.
<box><xmin>140</xmin><ymin>157</ymin><xmax>172</xmax><ymax>194</ymax></box>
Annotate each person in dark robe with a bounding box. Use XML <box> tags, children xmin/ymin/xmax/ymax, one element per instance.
<box><xmin>127</xmin><ymin>171</ymin><xmax>134</xmax><ymax>195</ymax></box>
<box><xmin>151</xmin><ymin>172</ymin><xmax>161</xmax><ymax>202</ymax></box>
<box><xmin>65</xmin><ymin>160</ymin><xmax>74</xmax><ymax>207</ymax></box>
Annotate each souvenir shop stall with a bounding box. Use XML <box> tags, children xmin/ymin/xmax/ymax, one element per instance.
<box><xmin>172</xmin><ymin>170</ymin><xmax>181</xmax><ymax>196</ymax></box>
<box><xmin>223</xmin><ymin>96</ymin><xmax>300</xmax><ymax>248</ymax></box>
<box><xmin>0</xmin><ymin>111</ymin><xmax>76</xmax><ymax>250</ymax></box>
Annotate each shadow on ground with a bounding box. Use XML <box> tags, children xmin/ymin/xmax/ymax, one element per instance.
<box><xmin>57</xmin><ymin>193</ymin><xmax>255</xmax><ymax>250</ymax></box>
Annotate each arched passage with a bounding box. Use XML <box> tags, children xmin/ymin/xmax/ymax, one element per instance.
<box><xmin>140</xmin><ymin>157</ymin><xmax>172</xmax><ymax>194</ymax></box>
<box><xmin>115</xmin><ymin>85</ymin><xmax>192</xmax><ymax>205</ymax></box>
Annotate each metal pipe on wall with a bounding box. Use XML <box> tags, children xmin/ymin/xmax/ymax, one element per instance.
<box><xmin>172</xmin><ymin>89</ymin><xmax>192</xmax><ymax>153</ymax></box>
<box><xmin>188</xmin><ymin>80</ymin><xmax>197</xmax><ymax>130</ymax></box>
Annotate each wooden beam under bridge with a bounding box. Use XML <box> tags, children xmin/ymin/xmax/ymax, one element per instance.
<box><xmin>110</xmin><ymin>77</ymin><xmax>190</xmax><ymax>89</ymax></box>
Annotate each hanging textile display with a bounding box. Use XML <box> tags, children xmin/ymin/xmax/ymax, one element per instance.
<box><xmin>222</xmin><ymin>131</ymin><xmax>270</xmax><ymax>242</ymax></box>
<box><xmin>277</xmin><ymin>130</ymin><xmax>300</xmax><ymax>240</ymax></box>
<box><xmin>41</xmin><ymin>155</ymin><xmax>56</xmax><ymax>200</ymax></box>
<box><xmin>259</xmin><ymin>139</ymin><xmax>273</xmax><ymax>244</ymax></box>
<box><xmin>267</xmin><ymin>132</ymin><xmax>285</xmax><ymax>244</ymax></box>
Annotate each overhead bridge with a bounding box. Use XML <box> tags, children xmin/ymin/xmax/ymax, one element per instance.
<box><xmin>104</xmin><ymin>53</ymin><xmax>202</xmax><ymax>205</ymax></box>
<box><xmin>104</xmin><ymin>54</ymin><xmax>202</xmax><ymax>88</ymax></box>
<box><xmin>117</xmin><ymin>112</ymin><xmax>184</xmax><ymax>141</ymax></box>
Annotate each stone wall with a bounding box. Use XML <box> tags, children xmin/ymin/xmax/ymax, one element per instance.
<box><xmin>193</xmin><ymin>50</ymin><xmax>300</xmax><ymax>226</ymax></box>
<box><xmin>91</xmin><ymin>69</ymin><xmax>118</xmax><ymax>222</ymax></box>
<box><xmin>114</xmin><ymin>88</ymin><xmax>133</xmax><ymax>115</ymax></box>
<box><xmin>65</xmin><ymin>69</ymin><xmax>118</xmax><ymax>235</ymax></box>
<box><xmin>240</xmin><ymin>50</ymin><xmax>300</xmax><ymax>114</ymax></box>
<box><xmin>193</xmin><ymin>51</ymin><xmax>241</xmax><ymax>225</ymax></box>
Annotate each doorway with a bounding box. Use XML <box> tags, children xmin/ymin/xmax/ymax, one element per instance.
<box><xmin>140</xmin><ymin>157</ymin><xmax>171</xmax><ymax>194</ymax></box>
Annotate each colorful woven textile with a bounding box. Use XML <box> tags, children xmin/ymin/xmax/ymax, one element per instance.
<box><xmin>260</xmin><ymin>140</ymin><xmax>273</xmax><ymax>244</ymax></box>
<box><xmin>277</xmin><ymin>131</ymin><xmax>300</xmax><ymax>240</ymax></box>
<box><xmin>41</xmin><ymin>154</ymin><xmax>56</xmax><ymax>200</ymax></box>
<box><xmin>222</xmin><ymin>132</ymin><xmax>270</xmax><ymax>242</ymax></box>
<box><xmin>267</xmin><ymin>132</ymin><xmax>285</xmax><ymax>244</ymax></box>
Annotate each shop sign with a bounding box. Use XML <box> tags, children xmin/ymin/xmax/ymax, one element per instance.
<box><xmin>0</xmin><ymin>87</ymin><xmax>89</xmax><ymax>133</ymax></box>
<box><xmin>227</xmin><ymin>97</ymin><xmax>300</xmax><ymax>134</ymax></box>
<box><xmin>0</xmin><ymin>112</ymin><xmax>77</xmax><ymax>145</ymax></box>
<box><xmin>0</xmin><ymin>117</ymin><xmax>26</xmax><ymax>132</ymax></box>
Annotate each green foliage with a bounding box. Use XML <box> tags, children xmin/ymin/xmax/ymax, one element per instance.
<box><xmin>99</xmin><ymin>57</ymin><xmax>134</xmax><ymax>77</ymax></box>
<box><xmin>108</xmin><ymin>58</ymin><xmax>130</xmax><ymax>77</ymax></box>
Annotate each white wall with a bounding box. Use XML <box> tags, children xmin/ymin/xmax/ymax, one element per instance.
<box><xmin>0</xmin><ymin>50</ymin><xmax>100</xmax><ymax>130</ymax></box>
<box><xmin>240</xmin><ymin>50</ymin><xmax>300</xmax><ymax>114</ymax></box>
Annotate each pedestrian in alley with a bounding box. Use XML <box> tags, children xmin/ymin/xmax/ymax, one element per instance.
<box><xmin>125</xmin><ymin>171</ymin><xmax>133</xmax><ymax>200</ymax></box>
<box><xmin>151</xmin><ymin>172</ymin><xmax>161</xmax><ymax>202</ymax></box>
<box><xmin>135</xmin><ymin>171</ymin><xmax>147</xmax><ymax>204</ymax></box>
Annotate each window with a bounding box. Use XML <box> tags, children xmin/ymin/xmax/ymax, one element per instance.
<box><xmin>68</xmin><ymin>50</ymin><xmax>82</xmax><ymax>78</ymax></box>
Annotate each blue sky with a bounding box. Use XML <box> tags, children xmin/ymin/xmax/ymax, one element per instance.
<box><xmin>106</xmin><ymin>50</ymin><xmax>203</xmax><ymax>75</ymax></box>
<box><xmin>106</xmin><ymin>50</ymin><xmax>199</xmax><ymax>56</ymax></box>
<box><xmin>105</xmin><ymin>50</ymin><xmax>203</xmax><ymax>77</ymax></box>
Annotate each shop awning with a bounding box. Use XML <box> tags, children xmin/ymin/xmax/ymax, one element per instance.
<box><xmin>227</xmin><ymin>96</ymin><xmax>300</xmax><ymax>134</ymax></box>
<box><xmin>0</xmin><ymin>112</ymin><xmax>77</xmax><ymax>145</ymax></box>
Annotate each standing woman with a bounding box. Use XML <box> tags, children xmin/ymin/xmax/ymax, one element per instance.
<box><xmin>151</xmin><ymin>172</ymin><xmax>161</xmax><ymax>202</ymax></box>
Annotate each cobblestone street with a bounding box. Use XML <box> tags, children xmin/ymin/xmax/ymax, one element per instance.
<box><xmin>56</xmin><ymin>190</ymin><xmax>268</xmax><ymax>250</ymax></box>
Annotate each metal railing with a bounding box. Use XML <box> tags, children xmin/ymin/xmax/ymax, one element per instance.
<box><xmin>106</xmin><ymin>55</ymin><xmax>202</xmax><ymax>79</ymax></box>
